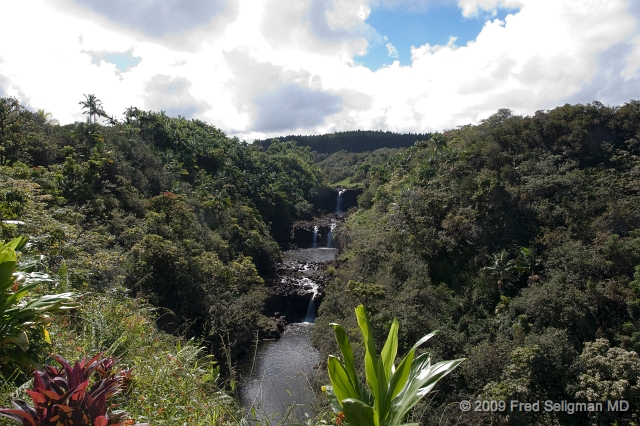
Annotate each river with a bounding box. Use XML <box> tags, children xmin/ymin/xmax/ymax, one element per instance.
<box><xmin>239</xmin><ymin>247</ymin><xmax>337</xmax><ymax>424</ymax></box>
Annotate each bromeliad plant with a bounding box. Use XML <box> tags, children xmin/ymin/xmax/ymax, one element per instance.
<box><xmin>0</xmin><ymin>236</ymin><xmax>78</xmax><ymax>373</ymax></box>
<box><xmin>323</xmin><ymin>305</ymin><xmax>464</xmax><ymax>426</ymax></box>
<box><xmin>0</xmin><ymin>353</ymin><xmax>146</xmax><ymax>426</ymax></box>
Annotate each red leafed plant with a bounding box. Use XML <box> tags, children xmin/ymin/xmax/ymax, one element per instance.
<box><xmin>0</xmin><ymin>353</ymin><xmax>148</xmax><ymax>426</ymax></box>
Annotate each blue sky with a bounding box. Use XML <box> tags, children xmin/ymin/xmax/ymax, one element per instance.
<box><xmin>359</xmin><ymin>4</ymin><xmax>518</xmax><ymax>70</ymax></box>
<box><xmin>0</xmin><ymin>0</ymin><xmax>639</xmax><ymax>140</ymax></box>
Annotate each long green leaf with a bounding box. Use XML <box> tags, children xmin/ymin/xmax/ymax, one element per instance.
<box><xmin>3</xmin><ymin>281</ymin><xmax>42</xmax><ymax>308</ymax></box>
<box><xmin>388</xmin><ymin>356</ymin><xmax>465</xmax><ymax>425</ymax></box>
<box><xmin>342</xmin><ymin>398</ymin><xmax>376</xmax><ymax>426</ymax></box>
<box><xmin>6</xmin><ymin>236</ymin><xmax>28</xmax><ymax>252</ymax></box>
<box><xmin>355</xmin><ymin>306</ymin><xmax>382</xmax><ymax>414</ymax></box>
<box><xmin>328</xmin><ymin>356</ymin><xmax>359</xmax><ymax>402</ymax></box>
<box><xmin>409</xmin><ymin>331</ymin><xmax>439</xmax><ymax>352</ymax></box>
<box><xmin>0</xmin><ymin>248</ymin><xmax>17</xmax><ymax>293</ymax></box>
<box><xmin>0</xmin><ymin>331</ymin><xmax>29</xmax><ymax>352</ymax></box>
<box><xmin>380</xmin><ymin>318</ymin><xmax>399</xmax><ymax>384</ymax></box>
<box><xmin>387</xmin><ymin>349</ymin><xmax>415</xmax><ymax>402</ymax></box>
<box><xmin>331</xmin><ymin>323</ymin><xmax>363</xmax><ymax>399</ymax></box>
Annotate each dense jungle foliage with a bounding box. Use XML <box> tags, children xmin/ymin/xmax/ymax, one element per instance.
<box><xmin>313</xmin><ymin>101</ymin><xmax>640</xmax><ymax>425</ymax></box>
<box><xmin>0</xmin><ymin>95</ymin><xmax>328</xmax><ymax>424</ymax></box>
<box><xmin>257</xmin><ymin>130</ymin><xmax>430</xmax><ymax>154</ymax></box>
<box><xmin>2</xmin><ymin>94</ymin><xmax>640</xmax><ymax>426</ymax></box>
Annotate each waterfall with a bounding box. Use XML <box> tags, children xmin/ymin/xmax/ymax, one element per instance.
<box><xmin>326</xmin><ymin>221</ymin><xmax>336</xmax><ymax>248</ymax></box>
<box><xmin>303</xmin><ymin>297</ymin><xmax>316</xmax><ymax>323</ymax></box>
<box><xmin>336</xmin><ymin>189</ymin><xmax>346</xmax><ymax>214</ymax></box>
<box><xmin>312</xmin><ymin>225</ymin><xmax>318</xmax><ymax>248</ymax></box>
<box><xmin>303</xmin><ymin>282</ymin><xmax>318</xmax><ymax>323</ymax></box>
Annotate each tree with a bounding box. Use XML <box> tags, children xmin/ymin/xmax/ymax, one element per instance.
<box><xmin>431</xmin><ymin>132</ymin><xmax>447</xmax><ymax>162</ymax></box>
<box><xmin>35</xmin><ymin>109</ymin><xmax>59</xmax><ymax>125</ymax></box>
<box><xmin>70</xmin><ymin>121</ymin><xmax>104</xmax><ymax>155</ymax></box>
<box><xmin>78</xmin><ymin>94</ymin><xmax>106</xmax><ymax>124</ymax></box>
<box><xmin>0</xmin><ymin>97</ymin><xmax>30</xmax><ymax>165</ymax></box>
<box><xmin>512</xmin><ymin>247</ymin><xmax>541</xmax><ymax>279</ymax></box>
<box><xmin>482</xmin><ymin>249</ymin><xmax>514</xmax><ymax>295</ymax></box>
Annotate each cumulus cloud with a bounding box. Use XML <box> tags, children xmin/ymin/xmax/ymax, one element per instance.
<box><xmin>0</xmin><ymin>0</ymin><xmax>639</xmax><ymax>139</ymax></box>
<box><xmin>564</xmin><ymin>41</ymin><xmax>640</xmax><ymax>106</ymax></box>
<box><xmin>73</xmin><ymin>0</ymin><xmax>228</xmax><ymax>37</ymax></box>
<box><xmin>143</xmin><ymin>75</ymin><xmax>210</xmax><ymax>118</ymax></box>
<box><xmin>221</xmin><ymin>49</ymin><xmax>347</xmax><ymax>133</ymax></box>
<box><xmin>254</xmin><ymin>84</ymin><xmax>343</xmax><ymax>131</ymax></box>
<box><xmin>0</xmin><ymin>74</ymin><xmax>8</xmax><ymax>98</ymax></box>
<box><xmin>260</xmin><ymin>0</ymin><xmax>373</xmax><ymax>60</ymax></box>
<box><xmin>369</xmin><ymin>0</ymin><xmax>456</xmax><ymax>13</ymax></box>
<box><xmin>386</xmin><ymin>42</ymin><xmax>399</xmax><ymax>58</ymax></box>
<box><xmin>458</xmin><ymin>0</ymin><xmax>523</xmax><ymax>17</ymax></box>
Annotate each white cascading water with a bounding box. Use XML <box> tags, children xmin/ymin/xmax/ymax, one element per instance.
<box><xmin>302</xmin><ymin>280</ymin><xmax>319</xmax><ymax>323</ymax></box>
<box><xmin>312</xmin><ymin>225</ymin><xmax>318</xmax><ymax>248</ymax></box>
<box><xmin>336</xmin><ymin>189</ymin><xmax>346</xmax><ymax>214</ymax></box>
<box><xmin>326</xmin><ymin>220</ymin><xmax>336</xmax><ymax>248</ymax></box>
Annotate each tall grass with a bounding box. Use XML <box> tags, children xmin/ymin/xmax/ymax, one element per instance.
<box><xmin>1</xmin><ymin>287</ymin><xmax>243</xmax><ymax>425</ymax></box>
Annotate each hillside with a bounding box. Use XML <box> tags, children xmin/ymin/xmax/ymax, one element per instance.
<box><xmin>312</xmin><ymin>102</ymin><xmax>640</xmax><ymax>425</ymax></box>
<box><xmin>256</xmin><ymin>129</ymin><xmax>431</xmax><ymax>154</ymax></box>
<box><xmin>2</xmin><ymin>97</ymin><xmax>640</xmax><ymax>425</ymax></box>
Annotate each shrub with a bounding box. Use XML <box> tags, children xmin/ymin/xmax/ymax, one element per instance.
<box><xmin>323</xmin><ymin>304</ymin><xmax>464</xmax><ymax>426</ymax></box>
<box><xmin>0</xmin><ymin>353</ymin><xmax>147</xmax><ymax>426</ymax></box>
<box><xmin>0</xmin><ymin>236</ymin><xmax>77</xmax><ymax>375</ymax></box>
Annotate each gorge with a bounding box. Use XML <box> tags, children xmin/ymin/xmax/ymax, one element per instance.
<box><xmin>238</xmin><ymin>188</ymin><xmax>359</xmax><ymax>422</ymax></box>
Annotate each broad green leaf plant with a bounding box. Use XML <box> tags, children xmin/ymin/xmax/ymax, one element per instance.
<box><xmin>323</xmin><ymin>305</ymin><xmax>464</xmax><ymax>426</ymax></box>
<box><xmin>0</xmin><ymin>236</ymin><xmax>78</xmax><ymax>372</ymax></box>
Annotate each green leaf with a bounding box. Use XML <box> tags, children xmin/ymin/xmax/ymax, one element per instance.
<box><xmin>388</xmin><ymin>356</ymin><xmax>465</xmax><ymax>425</ymax></box>
<box><xmin>0</xmin><ymin>247</ymin><xmax>17</xmax><ymax>291</ymax></box>
<box><xmin>355</xmin><ymin>305</ymin><xmax>388</xmax><ymax>424</ymax></box>
<box><xmin>325</xmin><ymin>307</ymin><xmax>464</xmax><ymax>426</ymax></box>
<box><xmin>380</xmin><ymin>318</ymin><xmax>399</xmax><ymax>384</ymax></box>
<box><xmin>342</xmin><ymin>398</ymin><xmax>376</xmax><ymax>426</ymax></box>
<box><xmin>322</xmin><ymin>386</ymin><xmax>343</xmax><ymax>414</ymax></box>
<box><xmin>355</xmin><ymin>306</ymin><xmax>382</xmax><ymax>411</ymax></box>
<box><xmin>1</xmin><ymin>331</ymin><xmax>29</xmax><ymax>352</ymax></box>
<box><xmin>388</xmin><ymin>349</ymin><xmax>415</xmax><ymax>401</ymax></box>
<box><xmin>328</xmin><ymin>356</ymin><xmax>358</xmax><ymax>402</ymax></box>
<box><xmin>409</xmin><ymin>331</ymin><xmax>439</xmax><ymax>352</ymax></box>
<box><xmin>6</xmin><ymin>236</ymin><xmax>28</xmax><ymax>252</ymax></box>
<box><xmin>331</xmin><ymin>323</ymin><xmax>369</xmax><ymax>402</ymax></box>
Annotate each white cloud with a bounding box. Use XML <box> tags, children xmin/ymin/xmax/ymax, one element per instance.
<box><xmin>386</xmin><ymin>42</ymin><xmax>399</xmax><ymax>58</ymax></box>
<box><xmin>0</xmin><ymin>0</ymin><xmax>638</xmax><ymax>139</ymax></box>
<box><xmin>458</xmin><ymin>0</ymin><xmax>523</xmax><ymax>17</ymax></box>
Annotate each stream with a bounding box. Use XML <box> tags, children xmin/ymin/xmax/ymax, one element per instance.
<box><xmin>238</xmin><ymin>190</ymin><xmax>349</xmax><ymax>424</ymax></box>
<box><xmin>239</xmin><ymin>248</ymin><xmax>337</xmax><ymax>424</ymax></box>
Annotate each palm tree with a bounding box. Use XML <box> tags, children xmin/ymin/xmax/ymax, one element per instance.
<box><xmin>482</xmin><ymin>249</ymin><xmax>514</xmax><ymax>296</ymax></box>
<box><xmin>512</xmin><ymin>247</ymin><xmax>541</xmax><ymax>279</ymax></box>
<box><xmin>36</xmin><ymin>109</ymin><xmax>59</xmax><ymax>125</ymax></box>
<box><xmin>78</xmin><ymin>94</ymin><xmax>106</xmax><ymax>124</ymax></box>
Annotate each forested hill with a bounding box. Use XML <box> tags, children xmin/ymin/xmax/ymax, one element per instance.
<box><xmin>3</xmin><ymin>95</ymin><xmax>640</xmax><ymax>425</ymax></box>
<box><xmin>0</xmin><ymin>97</ymin><xmax>327</xmax><ymax>375</ymax></box>
<box><xmin>312</xmin><ymin>102</ymin><xmax>640</xmax><ymax>425</ymax></box>
<box><xmin>256</xmin><ymin>129</ymin><xmax>431</xmax><ymax>153</ymax></box>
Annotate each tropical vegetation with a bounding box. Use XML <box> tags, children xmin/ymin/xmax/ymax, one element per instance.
<box><xmin>1</xmin><ymin>94</ymin><xmax>640</xmax><ymax>425</ymax></box>
<box><xmin>324</xmin><ymin>304</ymin><xmax>463</xmax><ymax>426</ymax></box>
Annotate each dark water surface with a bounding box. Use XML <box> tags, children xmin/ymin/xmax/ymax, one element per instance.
<box><xmin>239</xmin><ymin>248</ymin><xmax>336</xmax><ymax>424</ymax></box>
<box><xmin>239</xmin><ymin>323</ymin><xmax>320</xmax><ymax>424</ymax></box>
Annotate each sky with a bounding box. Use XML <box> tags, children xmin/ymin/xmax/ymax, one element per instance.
<box><xmin>1</xmin><ymin>0</ymin><xmax>639</xmax><ymax>141</ymax></box>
